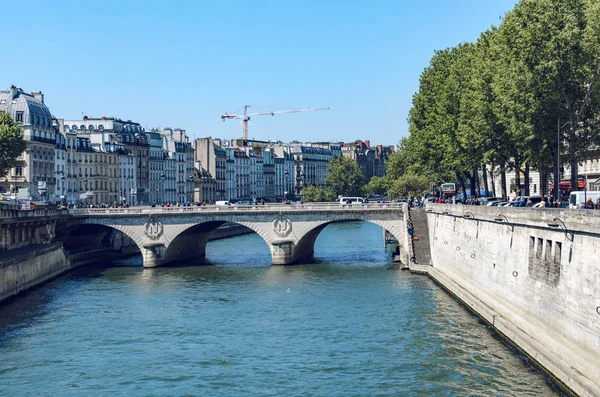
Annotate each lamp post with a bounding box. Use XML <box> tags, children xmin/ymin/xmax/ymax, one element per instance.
<box><xmin>284</xmin><ymin>169</ymin><xmax>289</xmax><ymax>202</ymax></box>
<box><xmin>60</xmin><ymin>176</ymin><xmax>65</xmax><ymax>205</ymax></box>
<box><xmin>160</xmin><ymin>173</ymin><xmax>166</xmax><ymax>205</ymax></box>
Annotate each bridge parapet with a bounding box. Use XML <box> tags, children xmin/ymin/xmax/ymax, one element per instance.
<box><xmin>68</xmin><ymin>202</ymin><xmax>405</xmax><ymax>216</ymax></box>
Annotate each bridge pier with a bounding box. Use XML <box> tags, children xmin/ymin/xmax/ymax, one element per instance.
<box><xmin>270</xmin><ymin>239</ymin><xmax>297</xmax><ymax>265</ymax></box>
<box><xmin>142</xmin><ymin>243</ymin><xmax>167</xmax><ymax>268</ymax></box>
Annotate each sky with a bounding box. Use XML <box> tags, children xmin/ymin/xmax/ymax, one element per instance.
<box><xmin>1</xmin><ymin>0</ymin><xmax>517</xmax><ymax>146</ymax></box>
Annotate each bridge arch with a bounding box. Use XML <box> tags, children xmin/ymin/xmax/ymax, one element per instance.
<box><xmin>163</xmin><ymin>219</ymin><xmax>272</xmax><ymax>265</ymax></box>
<box><xmin>54</xmin><ymin>220</ymin><xmax>143</xmax><ymax>262</ymax></box>
<box><xmin>290</xmin><ymin>216</ymin><xmax>407</xmax><ymax>264</ymax></box>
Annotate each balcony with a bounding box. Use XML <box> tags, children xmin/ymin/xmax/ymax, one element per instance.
<box><xmin>31</xmin><ymin>136</ymin><xmax>56</xmax><ymax>145</ymax></box>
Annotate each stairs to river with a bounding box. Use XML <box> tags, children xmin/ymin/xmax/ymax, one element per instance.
<box><xmin>409</xmin><ymin>209</ymin><xmax>432</xmax><ymax>266</ymax></box>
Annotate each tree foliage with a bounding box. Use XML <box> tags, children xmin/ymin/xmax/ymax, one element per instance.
<box><xmin>389</xmin><ymin>0</ymin><xmax>600</xmax><ymax>200</ymax></box>
<box><xmin>301</xmin><ymin>184</ymin><xmax>336</xmax><ymax>202</ymax></box>
<box><xmin>388</xmin><ymin>173</ymin><xmax>429</xmax><ymax>200</ymax></box>
<box><xmin>364</xmin><ymin>176</ymin><xmax>389</xmax><ymax>195</ymax></box>
<box><xmin>325</xmin><ymin>156</ymin><xmax>364</xmax><ymax>197</ymax></box>
<box><xmin>0</xmin><ymin>112</ymin><xmax>26</xmax><ymax>178</ymax></box>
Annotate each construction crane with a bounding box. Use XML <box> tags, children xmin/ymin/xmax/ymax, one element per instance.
<box><xmin>221</xmin><ymin>105</ymin><xmax>330</xmax><ymax>140</ymax></box>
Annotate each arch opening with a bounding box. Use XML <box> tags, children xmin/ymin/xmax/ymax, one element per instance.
<box><xmin>165</xmin><ymin>221</ymin><xmax>270</xmax><ymax>266</ymax></box>
<box><xmin>294</xmin><ymin>219</ymin><xmax>403</xmax><ymax>265</ymax></box>
<box><xmin>56</xmin><ymin>223</ymin><xmax>141</xmax><ymax>266</ymax></box>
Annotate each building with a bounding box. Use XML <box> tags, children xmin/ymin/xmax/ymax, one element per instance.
<box><xmin>0</xmin><ymin>87</ymin><xmax>56</xmax><ymax>199</ymax></box>
<box><xmin>194</xmin><ymin>138</ymin><xmax>226</xmax><ymax>202</ymax></box>
<box><xmin>289</xmin><ymin>143</ymin><xmax>340</xmax><ymax>196</ymax></box>
<box><xmin>193</xmin><ymin>164</ymin><xmax>216</xmax><ymax>204</ymax></box>
<box><xmin>62</xmin><ymin>117</ymin><xmax>150</xmax><ymax>205</ymax></box>
<box><xmin>342</xmin><ymin>140</ymin><xmax>394</xmax><ymax>183</ymax></box>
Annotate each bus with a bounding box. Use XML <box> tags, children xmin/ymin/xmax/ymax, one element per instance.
<box><xmin>440</xmin><ymin>183</ymin><xmax>456</xmax><ymax>197</ymax></box>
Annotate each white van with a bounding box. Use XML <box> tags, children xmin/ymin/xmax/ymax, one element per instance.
<box><xmin>569</xmin><ymin>191</ymin><xmax>600</xmax><ymax>209</ymax></box>
<box><xmin>339</xmin><ymin>197</ymin><xmax>365</xmax><ymax>205</ymax></box>
<box><xmin>215</xmin><ymin>200</ymin><xmax>231</xmax><ymax>206</ymax></box>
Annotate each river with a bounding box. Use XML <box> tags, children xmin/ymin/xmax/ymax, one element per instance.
<box><xmin>0</xmin><ymin>221</ymin><xmax>565</xmax><ymax>396</ymax></box>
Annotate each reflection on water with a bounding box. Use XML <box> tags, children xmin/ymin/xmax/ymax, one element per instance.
<box><xmin>0</xmin><ymin>221</ymin><xmax>565</xmax><ymax>396</ymax></box>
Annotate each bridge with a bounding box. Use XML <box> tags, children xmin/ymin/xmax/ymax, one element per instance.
<box><xmin>62</xmin><ymin>203</ymin><xmax>411</xmax><ymax>267</ymax></box>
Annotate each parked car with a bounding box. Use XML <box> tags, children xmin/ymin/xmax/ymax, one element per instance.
<box><xmin>235</xmin><ymin>200</ymin><xmax>252</xmax><ymax>206</ymax></box>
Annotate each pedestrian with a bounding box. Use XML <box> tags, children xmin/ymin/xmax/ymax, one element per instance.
<box><xmin>526</xmin><ymin>198</ymin><xmax>533</xmax><ymax>207</ymax></box>
<box><xmin>585</xmin><ymin>198</ymin><xmax>594</xmax><ymax>209</ymax></box>
<box><xmin>596</xmin><ymin>198</ymin><xmax>600</xmax><ymax>209</ymax></box>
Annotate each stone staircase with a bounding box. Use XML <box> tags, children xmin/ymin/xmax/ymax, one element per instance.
<box><xmin>409</xmin><ymin>209</ymin><xmax>432</xmax><ymax>266</ymax></box>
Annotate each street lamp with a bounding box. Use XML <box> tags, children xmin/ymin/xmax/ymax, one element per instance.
<box><xmin>284</xmin><ymin>169</ymin><xmax>289</xmax><ymax>202</ymax></box>
<box><xmin>160</xmin><ymin>173</ymin><xmax>166</xmax><ymax>204</ymax></box>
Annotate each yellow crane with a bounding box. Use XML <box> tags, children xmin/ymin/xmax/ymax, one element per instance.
<box><xmin>221</xmin><ymin>105</ymin><xmax>330</xmax><ymax>140</ymax></box>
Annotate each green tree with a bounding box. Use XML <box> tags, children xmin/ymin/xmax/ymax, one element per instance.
<box><xmin>325</xmin><ymin>156</ymin><xmax>364</xmax><ymax>197</ymax></box>
<box><xmin>301</xmin><ymin>184</ymin><xmax>336</xmax><ymax>202</ymax></box>
<box><xmin>388</xmin><ymin>173</ymin><xmax>429</xmax><ymax>200</ymax></box>
<box><xmin>364</xmin><ymin>176</ymin><xmax>390</xmax><ymax>195</ymax></box>
<box><xmin>0</xmin><ymin>112</ymin><xmax>27</xmax><ymax>178</ymax></box>
<box><xmin>494</xmin><ymin>0</ymin><xmax>600</xmax><ymax>196</ymax></box>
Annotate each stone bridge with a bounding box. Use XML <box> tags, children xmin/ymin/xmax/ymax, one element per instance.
<box><xmin>63</xmin><ymin>203</ymin><xmax>411</xmax><ymax>267</ymax></box>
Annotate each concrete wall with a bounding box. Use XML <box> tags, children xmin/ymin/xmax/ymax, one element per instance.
<box><xmin>421</xmin><ymin>204</ymin><xmax>600</xmax><ymax>397</ymax></box>
<box><xmin>0</xmin><ymin>244</ymin><xmax>71</xmax><ymax>303</ymax></box>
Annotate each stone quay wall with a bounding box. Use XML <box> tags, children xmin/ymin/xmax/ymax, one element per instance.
<box><xmin>418</xmin><ymin>204</ymin><xmax>600</xmax><ymax>397</ymax></box>
<box><xmin>0</xmin><ymin>243</ymin><xmax>72</xmax><ymax>303</ymax></box>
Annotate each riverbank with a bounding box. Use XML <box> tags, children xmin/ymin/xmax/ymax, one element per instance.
<box><xmin>0</xmin><ymin>243</ymin><xmax>73</xmax><ymax>303</ymax></box>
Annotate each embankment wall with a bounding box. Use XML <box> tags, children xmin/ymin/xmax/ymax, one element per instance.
<box><xmin>421</xmin><ymin>204</ymin><xmax>600</xmax><ymax>397</ymax></box>
<box><xmin>0</xmin><ymin>243</ymin><xmax>72</xmax><ymax>303</ymax></box>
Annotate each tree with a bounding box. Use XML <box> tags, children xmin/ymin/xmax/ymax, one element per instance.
<box><xmin>325</xmin><ymin>156</ymin><xmax>364</xmax><ymax>197</ymax></box>
<box><xmin>301</xmin><ymin>185</ymin><xmax>336</xmax><ymax>202</ymax></box>
<box><xmin>0</xmin><ymin>112</ymin><xmax>26</xmax><ymax>178</ymax></box>
<box><xmin>364</xmin><ymin>176</ymin><xmax>389</xmax><ymax>195</ymax></box>
<box><xmin>388</xmin><ymin>173</ymin><xmax>429</xmax><ymax>200</ymax></box>
<box><xmin>495</xmin><ymin>0</ymin><xmax>600</xmax><ymax>196</ymax></box>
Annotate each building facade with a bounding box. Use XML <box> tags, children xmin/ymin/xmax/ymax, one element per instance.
<box><xmin>0</xmin><ymin>87</ymin><xmax>56</xmax><ymax>199</ymax></box>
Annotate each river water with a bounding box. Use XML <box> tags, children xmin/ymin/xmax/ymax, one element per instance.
<box><xmin>0</xmin><ymin>221</ymin><xmax>564</xmax><ymax>396</ymax></box>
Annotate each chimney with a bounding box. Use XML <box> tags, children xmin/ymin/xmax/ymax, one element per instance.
<box><xmin>365</xmin><ymin>140</ymin><xmax>370</xmax><ymax>148</ymax></box>
<box><xmin>32</xmin><ymin>91</ymin><xmax>44</xmax><ymax>103</ymax></box>
<box><xmin>388</xmin><ymin>145</ymin><xmax>395</xmax><ymax>152</ymax></box>
<box><xmin>10</xmin><ymin>85</ymin><xmax>18</xmax><ymax>99</ymax></box>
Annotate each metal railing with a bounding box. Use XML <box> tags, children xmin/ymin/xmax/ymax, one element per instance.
<box><xmin>68</xmin><ymin>202</ymin><xmax>406</xmax><ymax>216</ymax></box>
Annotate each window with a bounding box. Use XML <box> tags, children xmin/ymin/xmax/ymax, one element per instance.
<box><xmin>16</xmin><ymin>111</ymin><xmax>24</xmax><ymax>122</ymax></box>
<box><xmin>15</xmin><ymin>166</ymin><xmax>22</xmax><ymax>176</ymax></box>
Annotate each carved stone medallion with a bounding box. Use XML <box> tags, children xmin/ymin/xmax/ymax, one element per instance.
<box><xmin>272</xmin><ymin>216</ymin><xmax>292</xmax><ymax>238</ymax></box>
<box><xmin>144</xmin><ymin>217</ymin><xmax>163</xmax><ymax>240</ymax></box>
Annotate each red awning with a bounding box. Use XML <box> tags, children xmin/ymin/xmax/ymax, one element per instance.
<box><xmin>549</xmin><ymin>179</ymin><xmax>585</xmax><ymax>190</ymax></box>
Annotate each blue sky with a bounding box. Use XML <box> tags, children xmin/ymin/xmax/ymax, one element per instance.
<box><xmin>1</xmin><ymin>0</ymin><xmax>517</xmax><ymax>145</ymax></box>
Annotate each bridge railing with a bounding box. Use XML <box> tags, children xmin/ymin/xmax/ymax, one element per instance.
<box><xmin>0</xmin><ymin>208</ymin><xmax>70</xmax><ymax>220</ymax></box>
<box><xmin>68</xmin><ymin>202</ymin><xmax>405</xmax><ymax>215</ymax></box>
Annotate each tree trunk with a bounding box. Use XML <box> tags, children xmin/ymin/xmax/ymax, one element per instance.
<box><xmin>514</xmin><ymin>157</ymin><xmax>521</xmax><ymax>197</ymax></box>
<box><xmin>524</xmin><ymin>163</ymin><xmax>530</xmax><ymax>196</ymax></box>
<box><xmin>482</xmin><ymin>165</ymin><xmax>490</xmax><ymax>197</ymax></box>
<box><xmin>466</xmin><ymin>171</ymin><xmax>476</xmax><ymax>198</ymax></box>
<box><xmin>474</xmin><ymin>167</ymin><xmax>480</xmax><ymax>198</ymax></box>
<box><xmin>500</xmin><ymin>160</ymin><xmax>507</xmax><ymax>200</ymax></box>
<box><xmin>458</xmin><ymin>172</ymin><xmax>467</xmax><ymax>201</ymax></box>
